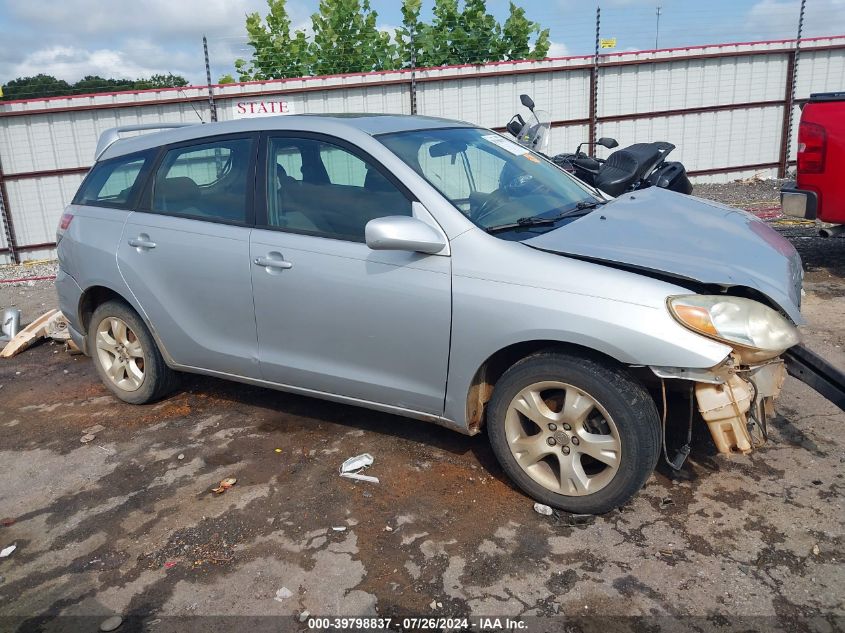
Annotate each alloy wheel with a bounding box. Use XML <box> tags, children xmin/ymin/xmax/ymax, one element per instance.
<box><xmin>504</xmin><ymin>381</ymin><xmax>621</xmax><ymax>495</ymax></box>
<box><xmin>95</xmin><ymin>316</ymin><xmax>145</xmax><ymax>392</ymax></box>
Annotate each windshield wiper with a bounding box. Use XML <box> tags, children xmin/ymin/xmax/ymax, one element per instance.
<box><xmin>485</xmin><ymin>199</ymin><xmax>606</xmax><ymax>234</ymax></box>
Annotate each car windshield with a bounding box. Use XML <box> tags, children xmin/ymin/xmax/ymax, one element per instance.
<box><xmin>377</xmin><ymin>127</ymin><xmax>603</xmax><ymax>237</ymax></box>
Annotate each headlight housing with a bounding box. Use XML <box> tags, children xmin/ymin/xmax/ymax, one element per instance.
<box><xmin>668</xmin><ymin>295</ymin><xmax>800</xmax><ymax>363</ymax></box>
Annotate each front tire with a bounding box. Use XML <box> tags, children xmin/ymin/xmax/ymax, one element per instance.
<box><xmin>487</xmin><ymin>352</ymin><xmax>660</xmax><ymax>514</ymax></box>
<box><xmin>89</xmin><ymin>300</ymin><xmax>177</xmax><ymax>404</ymax></box>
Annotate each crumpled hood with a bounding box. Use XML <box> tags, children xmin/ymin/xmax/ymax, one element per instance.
<box><xmin>524</xmin><ymin>187</ymin><xmax>804</xmax><ymax>324</ymax></box>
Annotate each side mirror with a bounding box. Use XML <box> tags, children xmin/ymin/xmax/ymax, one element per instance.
<box><xmin>519</xmin><ymin>94</ymin><xmax>535</xmax><ymax>111</ymax></box>
<box><xmin>365</xmin><ymin>216</ymin><xmax>446</xmax><ymax>255</ymax></box>
<box><xmin>598</xmin><ymin>137</ymin><xmax>619</xmax><ymax>149</ymax></box>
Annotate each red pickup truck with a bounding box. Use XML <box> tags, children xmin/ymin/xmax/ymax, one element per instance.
<box><xmin>781</xmin><ymin>92</ymin><xmax>845</xmax><ymax>236</ymax></box>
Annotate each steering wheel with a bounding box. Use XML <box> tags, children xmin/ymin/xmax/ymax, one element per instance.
<box><xmin>471</xmin><ymin>191</ymin><xmax>505</xmax><ymax>224</ymax></box>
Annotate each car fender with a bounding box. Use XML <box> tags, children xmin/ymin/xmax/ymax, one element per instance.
<box><xmin>443</xmin><ymin>230</ymin><xmax>732</xmax><ymax>429</ymax></box>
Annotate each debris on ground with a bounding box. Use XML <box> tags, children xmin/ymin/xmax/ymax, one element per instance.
<box><xmin>0</xmin><ymin>309</ymin><xmax>58</xmax><ymax>358</ymax></box>
<box><xmin>0</xmin><ymin>544</ymin><xmax>16</xmax><ymax>558</ymax></box>
<box><xmin>533</xmin><ymin>502</ymin><xmax>554</xmax><ymax>516</ymax></box>
<box><xmin>340</xmin><ymin>472</ymin><xmax>380</xmax><ymax>484</ymax></box>
<box><xmin>0</xmin><ymin>308</ymin><xmax>21</xmax><ymax>341</ymax></box>
<box><xmin>299</xmin><ymin>611</ymin><xmax>310</xmax><ymax>623</ymax></box>
<box><xmin>274</xmin><ymin>587</ymin><xmax>293</xmax><ymax>602</ymax></box>
<box><xmin>659</xmin><ymin>497</ymin><xmax>675</xmax><ymax>509</ymax></box>
<box><xmin>1</xmin><ymin>518</ymin><xmax>15</xmax><ymax>527</ymax></box>
<box><xmin>98</xmin><ymin>615</ymin><xmax>123</xmax><ymax>632</ymax></box>
<box><xmin>164</xmin><ymin>561</ymin><xmax>178</xmax><ymax>569</ymax></box>
<box><xmin>340</xmin><ymin>453</ymin><xmax>374</xmax><ymax>473</ymax></box>
<box><xmin>332</xmin><ymin>526</ymin><xmax>347</xmax><ymax>532</ymax></box>
<box><xmin>83</xmin><ymin>424</ymin><xmax>105</xmax><ymax>435</ymax></box>
<box><xmin>177</xmin><ymin>453</ymin><xmax>185</xmax><ymax>460</ymax></box>
<box><xmin>44</xmin><ymin>311</ymin><xmax>70</xmax><ymax>341</ymax></box>
<box><xmin>813</xmin><ymin>544</ymin><xmax>820</xmax><ymax>556</ymax></box>
<box><xmin>339</xmin><ymin>453</ymin><xmax>379</xmax><ymax>483</ymax></box>
<box><xmin>211</xmin><ymin>477</ymin><xmax>237</xmax><ymax>494</ymax></box>
<box><xmin>80</xmin><ymin>434</ymin><xmax>97</xmax><ymax>443</ymax></box>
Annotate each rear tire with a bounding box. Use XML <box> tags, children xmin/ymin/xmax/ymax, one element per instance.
<box><xmin>89</xmin><ymin>300</ymin><xmax>177</xmax><ymax>404</ymax></box>
<box><xmin>487</xmin><ymin>351</ymin><xmax>660</xmax><ymax>514</ymax></box>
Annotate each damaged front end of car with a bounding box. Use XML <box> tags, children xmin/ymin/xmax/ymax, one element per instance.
<box><xmin>651</xmin><ymin>294</ymin><xmax>800</xmax><ymax>456</ymax></box>
<box><xmin>653</xmin><ymin>355</ymin><xmax>787</xmax><ymax>455</ymax></box>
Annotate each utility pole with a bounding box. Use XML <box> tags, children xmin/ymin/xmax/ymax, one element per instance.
<box><xmin>655</xmin><ymin>5</ymin><xmax>662</xmax><ymax>49</ymax></box>
<box><xmin>410</xmin><ymin>25</ymin><xmax>417</xmax><ymax>115</ymax></box>
<box><xmin>203</xmin><ymin>35</ymin><xmax>218</xmax><ymax>122</ymax></box>
<box><xmin>781</xmin><ymin>0</ymin><xmax>806</xmax><ymax>177</ymax></box>
<box><xmin>590</xmin><ymin>6</ymin><xmax>600</xmax><ymax>146</ymax></box>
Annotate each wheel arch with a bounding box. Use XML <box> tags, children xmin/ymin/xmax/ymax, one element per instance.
<box><xmin>77</xmin><ymin>285</ymin><xmax>174</xmax><ymax>366</ymax></box>
<box><xmin>79</xmin><ymin>285</ymin><xmax>129</xmax><ymax>335</ymax></box>
<box><xmin>465</xmin><ymin>340</ymin><xmax>629</xmax><ymax>434</ymax></box>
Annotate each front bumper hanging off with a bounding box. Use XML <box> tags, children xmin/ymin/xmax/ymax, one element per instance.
<box><xmin>783</xmin><ymin>344</ymin><xmax>845</xmax><ymax>411</ymax></box>
<box><xmin>653</xmin><ymin>344</ymin><xmax>845</xmax><ymax>456</ymax></box>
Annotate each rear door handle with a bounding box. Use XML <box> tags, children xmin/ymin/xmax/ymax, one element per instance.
<box><xmin>128</xmin><ymin>235</ymin><xmax>156</xmax><ymax>250</ymax></box>
<box><xmin>253</xmin><ymin>255</ymin><xmax>293</xmax><ymax>270</ymax></box>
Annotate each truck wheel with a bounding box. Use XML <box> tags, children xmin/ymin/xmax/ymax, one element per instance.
<box><xmin>487</xmin><ymin>352</ymin><xmax>660</xmax><ymax>514</ymax></box>
<box><xmin>89</xmin><ymin>300</ymin><xmax>177</xmax><ymax>404</ymax></box>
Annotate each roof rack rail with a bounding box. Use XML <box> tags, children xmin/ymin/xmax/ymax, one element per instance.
<box><xmin>94</xmin><ymin>123</ymin><xmax>193</xmax><ymax>160</ymax></box>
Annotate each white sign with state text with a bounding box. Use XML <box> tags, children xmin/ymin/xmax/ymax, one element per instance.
<box><xmin>231</xmin><ymin>98</ymin><xmax>297</xmax><ymax>119</ymax></box>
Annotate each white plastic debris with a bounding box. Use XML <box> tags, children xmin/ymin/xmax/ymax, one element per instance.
<box><xmin>340</xmin><ymin>453</ymin><xmax>374</xmax><ymax>473</ymax></box>
<box><xmin>0</xmin><ymin>544</ymin><xmax>16</xmax><ymax>558</ymax></box>
<box><xmin>299</xmin><ymin>611</ymin><xmax>310</xmax><ymax>623</ymax></box>
<box><xmin>340</xmin><ymin>472</ymin><xmax>380</xmax><ymax>484</ymax></box>
<box><xmin>274</xmin><ymin>587</ymin><xmax>293</xmax><ymax>602</ymax></box>
<box><xmin>332</xmin><ymin>526</ymin><xmax>347</xmax><ymax>532</ymax></box>
<box><xmin>533</xmin><ymin>502</ymin><xmax>554</xmax><ymax>516</ymax></box>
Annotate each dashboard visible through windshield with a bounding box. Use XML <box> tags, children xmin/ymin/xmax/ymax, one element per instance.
<box><xmin>377</xmin><ymin>127</ymin><xmax>603</xmax><ymax>238</ymax></box>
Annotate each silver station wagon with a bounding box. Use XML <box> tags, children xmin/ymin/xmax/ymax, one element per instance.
<box><xmin>56</xmin><ymin>114</ymin><xmax>804</xmax><ymax>513</ymax></box>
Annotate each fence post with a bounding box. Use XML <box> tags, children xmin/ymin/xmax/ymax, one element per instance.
<box><xmin>410</xmin><ymin>26</ymin><xmax>418</xmax><ymax>115</ymax></box>
<box><xmin>0</xmin><ymin>174</ymin><xmax>21</xmax><ymax>264</ymax></box>
<box><xmin>779</xmin><ymin>0</ymin><xmax>805</xmax><ymax>178</ymax></box>
<box><xmin>589</xmin><ymin>6</ymin><xmax>601</xmax><ymax>146</ymax></box>
<box><xmin>203</xmin><ymin>35</ymin><xmax>218</xmax><ymax>122</ymax></box>
<box><xmin>0</xmin><ymin>158</ymin><xmax>20</xmax><ymax>264</ymax></box>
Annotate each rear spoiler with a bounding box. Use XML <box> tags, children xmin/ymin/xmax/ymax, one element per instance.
<box><xmin>94</xmin><ymin>123</ymin><xmax>193</xmax><ymax>160</ymax></box>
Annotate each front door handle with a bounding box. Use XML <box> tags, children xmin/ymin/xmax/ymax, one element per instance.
<box><xmin>253</xmin><ymin>255</ymin><xmax>293</xmax><ymax>271</ymax></box>
<box><xmin>128</xmin><ymin>234</ymin><xmax>156</xmax><ymax>250</ymax></box>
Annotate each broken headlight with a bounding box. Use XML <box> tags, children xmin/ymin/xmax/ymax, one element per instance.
<box><xmin>668</xmin><ymin>295</ymin><xmax>800</xmax><ymax>363</ymax></box>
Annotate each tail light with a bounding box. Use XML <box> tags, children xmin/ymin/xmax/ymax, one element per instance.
<box><xmin>797</xmin><ymin>121</ymin><xmax>826</xmax><ymax>174</ymax></box>
<box><xmin>56</xmin><ymin>212</ymin><xmax>74</xmax><ymax>243</ymax></box>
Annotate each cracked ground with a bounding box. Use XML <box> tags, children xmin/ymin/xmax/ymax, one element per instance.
<box><xmin>0</xmin><ymin>221</ymin><xmax>843</xmax><ymax>633</ymax></box>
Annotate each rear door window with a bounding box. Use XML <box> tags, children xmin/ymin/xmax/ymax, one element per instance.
<box><xmin>73</xmin><ymin>150</ymin><xmax>155</xmax><ymax>209</ymax></box>
<box><xmin>150</xmin><ymin>136</ymin><xmax>255</xmax><ymax>224</ymax></box>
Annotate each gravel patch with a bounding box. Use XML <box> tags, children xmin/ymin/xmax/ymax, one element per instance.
<box><xmin>0</xmin><ymin>260</ymin><xmax>58</xmax><ymax>286</ymax></box>
<box><xmin>694</xmin><ymin>177</ymin><xmax>786</xmax><ymax>214</ymax></box>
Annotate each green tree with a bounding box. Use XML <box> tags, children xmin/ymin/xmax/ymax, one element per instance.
<box><xmin>395</xmin><ymin>0</ymin><xmax>423</xmax><ymax>67</ymax></box>
<box><xmin>1</xmin><ymin>73</ymin><xmax>190</xmax><ymax>101</ymax></box>
<box><xmin>229</xmin><ymin>0</ymin><xmax>552</xmax><ymax>81</ymax></box>
<box><xmin>141</xmin><ymin>73</ymin><xmax>189</xmax><ymax>89</ymax></box>
<box><xmin>218</xmin><ymin>73</ymin><xmax>236</xmax><ymax>84</ymax></box>
<box><xmin>235</xmin><ymin>0</ymin><xmax>312</xmax><ymax>81</ymax></box>
<box><xmin>499</xmin><ymin>2</ymin><xmax>550</xmax><ymax>60</ymax></box>
<box><xmin>309</xmin><ymin>0</ymin><xmax>395</xmax><ymax>76</ymax></box>
<box><xmin>1</xmin><ymin>74</ymin><xmax>71</xmax><ymax>100</ymax></box>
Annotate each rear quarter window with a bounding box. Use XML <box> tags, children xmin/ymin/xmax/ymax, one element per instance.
<box><xmin>73</xmin><ymin>150</ymin><xmax>155</xmax><ymax>209</ymax></box>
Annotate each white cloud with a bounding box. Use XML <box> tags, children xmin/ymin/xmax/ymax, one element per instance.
<box><xmin>7</xmin><ymin>0</ymin><xmax>272</xmax><ymax>38</ymax></box>
<box><xmin>746</xmin><ymin>0</ymin><xmax>845</xmax><ymax>38</ymax></box>
<box><xmin>9</xmin><ymin>45</ymin><xmax>195</xmax><ymax>83</ymax></box>
<box><xmin>547</xmin><ymin>41</ymin><xmax>570</xmax><ymax>58</ymax></box>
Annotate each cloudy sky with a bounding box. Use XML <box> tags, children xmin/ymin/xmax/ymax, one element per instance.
<box><xmin>0</xmin><ymin>0</ymin><xmax>843</xmax><ymax>90</ymax></box>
